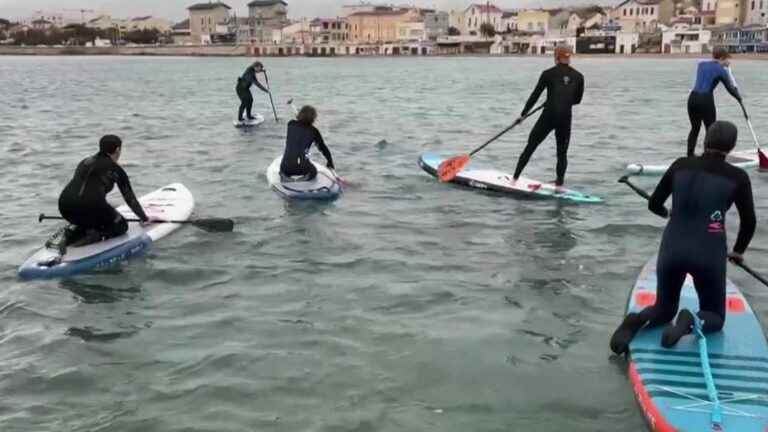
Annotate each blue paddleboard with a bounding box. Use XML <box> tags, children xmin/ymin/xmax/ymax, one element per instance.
<box><xmin>626</xmin><ymin>257</ymin><xmax>768</xmax><ymax>431</ymax></box>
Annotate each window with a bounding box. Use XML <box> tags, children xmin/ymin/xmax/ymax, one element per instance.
<box><xmin>623</xmin><ymin>9</ymin><xmax>627</xmax><ymax>16</ymax></box>
<box><xmin>753</xmin><ymin>0</ymin><xmax>756</xmax><ymax>9</ymax></box>
<box><xmin>651</xmin><ymin>7</ymin><xmax>654</xmax><ymax>14</ymax></box>
<box><xmin>630</xmin><ymin>8</ymin><xmax>633</xmax><ymax>16</ymax></box>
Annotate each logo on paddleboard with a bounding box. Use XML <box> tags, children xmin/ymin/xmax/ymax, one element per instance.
<box><xmin>708</xmin><ymin>211</ymin><xmax>724</xmax><ymax>233</ymax></box>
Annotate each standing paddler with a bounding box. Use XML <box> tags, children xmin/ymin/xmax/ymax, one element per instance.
<box><xmin>236</xmin><ymin>61</ymin><xmax>270</xmax><ymax>124</ymax></box>
<box><xmin>512</xmin><ymin>46</ymin><xmax>584</xmax><ymax>190</ymax></box>
<box><xmin>686</xmin><ymin>47</ymin><xmax>741</xmax><ymax>157</ymax></box>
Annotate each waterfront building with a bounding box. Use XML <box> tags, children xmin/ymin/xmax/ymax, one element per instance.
<box><xmin>462</xmin><ymin>3</ymin><xmax>505</xmax><ymax>35</ymax></box>
<box><xmin>310</xmin><ymin>18</ymin><xmax>350</xmax><ymax>43</ymax></box>
<box><xmin>347</xmin><ymin>6</ymin><xmax>421</xmax><ymax>43</ymax></box>
<box><xmin>662</xmin><ymin>26</ymin><xmax>713</xmax><ymax>53</ymax></box>
<box><xmin>715</xmin><ymin>0</ymin><xmax>745</xmax><ymax>25</ymax></box>
<box><xmin>128</xmin><ymin>16</ymin><xmax>172</xmax><ymax>32</ymax></box>
<box><xmin>424</xmin><ymin>11</ymin><xmax>450</xmax><ymax>39</ymax></box>
<box><xmin>517</xmin><ymin>10</ymin><xmax>550</xmax><ymax>34</ymax></box>
<box><xmin>745</xmin><ymin>0</ymin><xmax>768</xmax><ymax>25</ymax></box>
<box><xmin>248</xmin><ymin>0</ymin><xmax>290</xmax><ymax>43</ymax></box>
<box><xmin>610</xmin><ymin>0</ymin><xmax>674</xmax><ymax>32</ymax></box>
<box><xmin>188</xmin><ymin>2</ymin><xmax>231</xmax><ymax>44</ymax></box>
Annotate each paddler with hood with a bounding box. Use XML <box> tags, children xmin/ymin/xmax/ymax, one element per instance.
<box><xmin>236</xmin><ymin>61</ymin><xmax>270</xmax><ymax>124</ymax></box>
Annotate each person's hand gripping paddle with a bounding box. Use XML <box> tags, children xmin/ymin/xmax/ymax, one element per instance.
<box><xmin>438</xmin><ymin>104</ymin><xmax>544</xmax><ymax>182</ymax></box>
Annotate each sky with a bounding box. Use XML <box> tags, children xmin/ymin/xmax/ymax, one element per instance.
<box><xmin>0</xmin><ymin>0</ymin><xmax>597</xmax><ymax>22</ymax></box>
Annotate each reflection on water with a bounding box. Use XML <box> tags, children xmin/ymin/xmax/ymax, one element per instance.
<box><xmin>59</xmin><ymin>279</ymin><xmax>143</xmax><ymax>305</ymax></box>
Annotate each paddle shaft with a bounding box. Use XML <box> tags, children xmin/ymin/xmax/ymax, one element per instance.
<box><xmin>41</xmin><ymin>215</ymin><xmax>191</xmax><ymax>225</ymax></box>
<box><xmin>470</xmin><ymin>104</ymin><xmax>544</xmax><ymax>157</ymax></box>
<box><xmin>730</xmin><ymin>68</ymin><xmax>761</xmax><ymax>151</ymax></box>
<box><xmin>619</xmin><ymin>177</ymin><xmax>768</xmax><ymax>288</ymax></box>
<box><xmin>264</xmin><ymin>71</ymin><xmax>279</xmax><ymax>122</ymax></box>
<box><xmin>739</xmin><ymin>101</ymin><xmax>762</xmax><ymax>151</ymax></box>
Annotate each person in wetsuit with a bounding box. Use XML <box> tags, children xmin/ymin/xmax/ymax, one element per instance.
<box><xmin>513</xmin><ymin>46</ymin><xmax>584</xmax><ymax>188</ymax></box>
<box><xmin>280</xmin><ymin>105</ymin><xmax>334</xmax><ymax>180</ymax></box>
<box><xmin>687</xmin><ymin>47</ymin><xmax>741</xmax><ymax>157</ymax></box>
<box><xmin>236</xmin><ymin>61</ymin><xmax>269</xmax><ymax>123</ymax></box>
<box><xmin>58</xmin><ymin>135</ymin><xmax>151</xmax><ymax>246</ymax></box>
<box><xmin>610</xmin><ymin>121</ymin><xmax>756</xmax><ymax>355</ymax></box>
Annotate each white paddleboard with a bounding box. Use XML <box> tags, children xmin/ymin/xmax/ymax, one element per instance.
<box><xmin>233</xmin><ymin>114</ymin><xmax>265</xmax><ymax>128</ymax></box>
<box><xmin>266</xmin><ymin>157</ymin><xmax>342</xmax><ymax>201</ymax></box>
<box><xmin>626</xmin><ymin>149</ymin><xmax>761</xmax><ymax>175</ymax></box>
<box><xmin>18</xmin><ymin>183</ymin><xmax>195</xmax><ymax>280</ymax></box>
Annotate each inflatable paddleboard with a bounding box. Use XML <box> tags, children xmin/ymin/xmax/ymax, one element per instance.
<box><xmin>233</xmin><ymin>114</ymin><xmax>265</xmax><ymax>128</ymax></box>
<box><xmin>266</xmin><ymin>157</ymin><xmax>342</xmax><ymax>201</ymax></box>
<box><xmin>625</xmin><ymin>257</ymin><xmax>768</xmax><ymax>431</ymax></box>
<box><xmin>626</xmin><ymin>149</ymin><xmax>761</xmax><ymax>176</ymax></box>
<box><xmin>18</xmin><ymin>183</ymin><xmax>194</xmax><ymax>280</ymax></box>
<box><xmin>418</xmin><ymin>152</ymin><xmax>602</xmax><ymax>204</ymax></box>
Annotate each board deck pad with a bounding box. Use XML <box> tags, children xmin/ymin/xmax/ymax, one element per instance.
<box><xmin>266</xmin><ymin>157</ymin><xmax>342</xmax><ymax>201</ymax></box>
<box><xmin>418</xmin><ymin>151</ymin><xmax>602</xmax><ymax>204</ymax></box>
<box><xmin>626</xmin><ymin>257</ymin><xmax>768</xmax><ymax>431</ymax></box>
<box><xmin>18</xmin><ymin>183</ymin><xmax>194</xmax><ymax>280</ymax></box>
<box><xmin>626</xmin><ymin>149</ymin><xmax>762</xmax><ymax>176</ymax></box>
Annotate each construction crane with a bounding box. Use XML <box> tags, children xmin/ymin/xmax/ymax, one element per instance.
<box><xmin>63</xmin><ymin>8</ymin><xmax>96</xmax><ymax>25</ymax></box>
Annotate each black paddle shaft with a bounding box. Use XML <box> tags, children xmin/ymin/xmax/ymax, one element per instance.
<box><xmin>264</xmin><ymin>71</ymin><xmax>279</xmax><ymax>122</ymax></box>
<box><xmin>38</xmin><ymin>214</ymin><xmax>234</xmax><ymax>232</ymax></box>
<box><xmin>617</xmin><ymin>177</ymin><xmax>768</xmax><ymax>289</ymax></box>
<box><xmin>469</xmin><ymin>104</ymin><xmax>545</xmax><ymax>157</ymax></box>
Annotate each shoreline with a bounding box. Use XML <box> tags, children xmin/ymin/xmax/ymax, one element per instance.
<box><xmin>1</xmin><ymin>46</ymin><xmax>767</xmax><ymax>60</ymax></box>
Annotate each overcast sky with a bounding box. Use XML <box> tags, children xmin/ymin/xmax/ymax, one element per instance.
<box><xmin>0</xmin><ymin>0</ymin><xmax>597</xmax><ymax>22</ymax></box>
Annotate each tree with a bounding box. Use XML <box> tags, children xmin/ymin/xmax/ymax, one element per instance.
<box><xmin>124</xmin><ymin>28</ymin><xmax>161</xmax><ymax>44</ymax></box>
<box><xmin>480</xmin><ymin>22</ymin><xmax>496</xmax><ymax>38</ymax></box>
<box><xmin>447</xmin><ymin>26</ymin><xmax>460</xmax><ymax>36</ymax></box>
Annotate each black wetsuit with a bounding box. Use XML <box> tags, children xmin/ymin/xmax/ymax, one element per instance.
<box><xmin>236</xmin><ymin>66</ymin><xmax>268</xmax><ymax>121</ymax></box>
<box><xmin>280</xmin><ymin>120</ymin><xmax>334</xmax><ymax>180</ymax></box>
<box><xmin>514</xmin><ymin>63</ymin><xmax>584</xmax><ymax>186</ymax></box>
<box><xmin>641</xmin><ymin>153</ymin><xmax>755</xmax><ymax>333</ymax></box>
<box><xmin>58</xmin><ymin>152</ymin><xmax>148</xmax><ymax>240</ymax></box>
<box><xmin>687</xmin><ymin>61</ymin><xmax>741</xmax><ymax>156</ymax></box>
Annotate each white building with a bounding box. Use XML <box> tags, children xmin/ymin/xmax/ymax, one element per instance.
<box><xmin>616</xmin><ymin>31</ymin><xmax>640</xmax><ymax>53</ymax></box>
<box><xmin>272</xmin><ymin>20</ymin><xmax>312</xmax><ymax>44</ymax></box>
<box><xmin>502</xmin><ymin>11</ymin><xmax>518</xmax><ymax>32</ymax></box>
<box><xmin>127</xmin><ymin>16</ymin><xmax>172</xmax><ymax>32</ymax></box>
<box><xmin>611</xmin><ymin>0</ymin><xmax>674</xmax><ymax>32</ymax></box>
<box><xmin>463</xmin><ymin>3</ymin><xmax>505</xmax><ymax>35</ymax></box>
<box><xmin>662</xmin><ymin>27</ymin><xmax>712</xmax><ymax>53</ymax></box>
<box><xmin>745</xmin><ymin>0</ymin><xmax>768</xmax><ymax>25</ymax></box>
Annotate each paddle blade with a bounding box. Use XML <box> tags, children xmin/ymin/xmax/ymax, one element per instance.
<box><xmin>759</xmin><ymin>149</ymin><xmax>768</xmax><ymax>170</ymax></box>
<box><xmin>438</xmin><ymin>155</ymin><xmax>470</xmax><ymax>182</ymax></box>
<box><xmin>191</xmin><ymin>218</ymin><xmax>235</xmax><ymax>233</ymax></box>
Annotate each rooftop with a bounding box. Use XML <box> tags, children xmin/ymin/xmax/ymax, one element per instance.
<box><xmin>466</xmin><ymin>3</ymin><xmax>503</xmax><ymax>14</ymax></box>
<box><xmin>248</xmin><ymin>0</ymin><xmax>288</xmax><ymax>6</ymax></box>
<box><xmin>188</xmin><ymin>2</ymin><xmax>232</xmax><ymax>11</ymax></box>
<box><xmin>172</xmin><ymin>18</ymin><xmax>190</xmax><ymax>30</ymax></box>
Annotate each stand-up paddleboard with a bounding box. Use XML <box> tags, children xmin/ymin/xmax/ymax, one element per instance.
<box><xmin>18</xmin><ymin>183</ymin><xmax>195</xmax><ymax>280</ymax></box>
<box><xmin>266</xmin><ymin>157</ymin><xmax>342</xmax><ymax>201</ymax></box>
<box><xmin>419</xmin><ymin>152</ymin><xmax>602</xmax><ymax>204</ymax></box>
<box><xmin>233</xmin><ymin>114</ymin><xmax>265</xmax><ymax>129</ymax></box>
<box><xmin>625</xmin><ymin>257</ymin><xmax>768</xmax><ymax>431</ymax></box>
<box><xmin>627</xmin><ymin>149</ymin><xmax>762</xmax><ymax>176</ymax></box>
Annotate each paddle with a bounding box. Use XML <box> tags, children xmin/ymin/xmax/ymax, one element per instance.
<box><xmin>264</xmin><ymin>71</ymin><xmax>279</xmax><ymax>122</ymax></box>
<box><xmin>728</xmin><ymin>68</ymin><xmax>768</xmax><ymax>168</ymax></box>
<box><xmin>437</xmin><ymin>104</ymin><xmax>545</xmax><ymax>182</ymax></box>
<box><xmin>38</xmin><ymin>214</ymin><xmax>234</xmax><ymax>233</ymax></box>
<box><xmin>286</xmin><ymin>98</ymin><xmax>350</xmax><ymax>187</ymax></box>
<box><xmin>618</xmin><ymin>176</ymin><xmax>768</xmax><ymax>287</ymax></box>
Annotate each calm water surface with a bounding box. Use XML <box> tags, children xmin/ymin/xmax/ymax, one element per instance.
<box><xmin>1</xmin><ymin>56</ymin><xmax>768</xmax><ymax>431</ymax></box>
